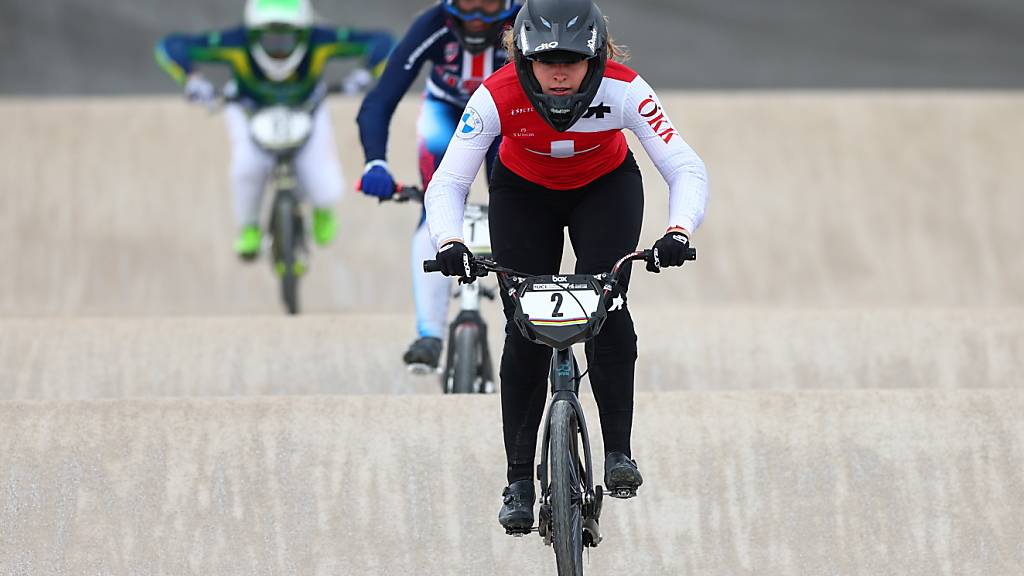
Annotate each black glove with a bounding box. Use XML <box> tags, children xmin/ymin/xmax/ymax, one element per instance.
<box><xmin>435</xmin><ymin>240</ymin><xmax>475</xmax><ymax>280</ymax></box>
<box><xmin>647</xmin><ymin>231</ymin><xmax>691</xmax><ymax>273</ymax></box>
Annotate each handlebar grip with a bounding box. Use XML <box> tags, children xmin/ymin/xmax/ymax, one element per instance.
<box><xmin>641</xmin><ymin>246</ymin><xmax>697</xmax><ymax>266</ymax></box>
<box><xmin>423</xmin><ymin>260</ymin><xmax>441</xmax><ymax>273</ymax></box>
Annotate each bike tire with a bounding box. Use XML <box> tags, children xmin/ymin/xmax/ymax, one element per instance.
<box><xmin>450</xmin><ymin>324</ymin><xmax>480</xmax><ymax>394</ymax></box>
<box><xmin>549</xmin><ymin>400</ymin><xmax>584</xmax><ymax>576</ymax></box>
<box><xmin>273</xmin><ymin>193</ymin><xmax>299</xmax><ymax>315</ymax></box>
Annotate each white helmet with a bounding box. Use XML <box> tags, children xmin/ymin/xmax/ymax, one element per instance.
<box><xmin>244</xmin><ymin>0</ymin><xmax>316</xmax><ymax>82</ymax></box>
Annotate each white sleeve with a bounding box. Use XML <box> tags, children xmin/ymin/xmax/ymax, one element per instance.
<box><xmin>623</xmin><ymin>75</ymin><xmax>708</xmax><ymax>234</ymax></box>
<box><xmin>424</xmin><ymin>86</ymin><xmax>501</xmax><ymax>249</ymax></box>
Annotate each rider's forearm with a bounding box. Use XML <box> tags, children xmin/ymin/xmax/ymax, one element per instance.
<box><xmin>355</xmin><ymin>67</ymin><xmax>416</xmax><ymax>162</ymax></box>
<box><xmin>424</xmin><ymin>172</ymin><xmax>474</xmax><ymax>250</ymax></box>
<box><xmin>659</xmin><ymin>143</ymin><xmax>708</xmax><ymax>233</ymax></box>
<box><xmin>154</xmin><ymin>34</ymin><xmax>199</xmax><ymax>84</ymax></box>
<box><xmin>665</xmin><ymin>162</ymin><xmax>707</xmax><ymax>234</ymax></box>
<box><xmin>311</xmin><ymin>28</ymin><xmax>395</xmax><ymax>77</ymax></box>
<box><xmin>356</xmin><ymin>11</ymin><xmax>440</xmax><ymax>162</ymax></box>
<box><xmin>355</xmin><ymin>102</ymin><xmax>393</xmax><ymax>163</ymax></box>
<box><xmin>155</xmin><ymin>29</ymin><xmax>245</xmax><ymax>86</ymax></box>
<box><xmin>344</xmin><ymin>29</ymin><xmax>396</xmax><ymax>77</ymax></box>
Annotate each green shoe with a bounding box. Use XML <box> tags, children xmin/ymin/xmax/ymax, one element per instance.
<box><xmin>312</xmin><ymin>208</ymin><xmax>336</xmax><ymax>246</ymax></box>
<box><xmin>234</xmin><ymin>225</ymin><xmax>262</xmax><ymax>259</ymax></box>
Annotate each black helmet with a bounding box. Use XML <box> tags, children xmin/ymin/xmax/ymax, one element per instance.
<box><xmin>512</xmin><ymin>0</ymin><xmax>607</xmax><ymax>132</ymax></box>
<box><xmin>442</xmin><ymin>0</ymin><xmax>519</xmax><ymax>54</ymax></box>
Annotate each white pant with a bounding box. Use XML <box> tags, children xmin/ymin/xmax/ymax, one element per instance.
<box><xmin>224</xmin><ymin>103</ymin><xmax>344</xmax><ymax>227</ymax></box>
<box><xmin>412</xmin><ymin>220</ymin><xmax>451</xmax><ymax>339</ymax></box>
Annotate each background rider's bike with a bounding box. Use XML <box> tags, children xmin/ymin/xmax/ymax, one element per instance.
<box><xmin>219</xmin><ymin>83</ymin><xmax>343</xmax><ymax>315</ymax></box>
<box><xmin>385</xmin><ymin>186</ymin><xmax>496</xmax><ymax>393</ymax></box>
<box><xmin>425</xmin><ymin>245</ymin><xmax>697</xmax><ymax>575</ymax></box>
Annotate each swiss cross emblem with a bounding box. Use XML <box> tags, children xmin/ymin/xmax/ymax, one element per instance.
<box><xmin>526</xmin><ymin>140</ymin><xmax>602</xmax><ymax>158</ymax></box>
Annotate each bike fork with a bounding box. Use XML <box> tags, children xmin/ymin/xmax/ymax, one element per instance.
<box><xmin>537</xmin><ymin>347</ymin><xmax>603</xmax><ymax>547</ymax></box>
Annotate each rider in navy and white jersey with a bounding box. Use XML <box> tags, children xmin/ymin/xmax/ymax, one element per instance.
<box><xmin>424</xmin><ymin>0</ymin><xmax>708</xmax><ymax>531</ymax></box>
<box><xmin>356</xmin><ymin>0</ymin><xmax>520</xmax><ymax>371</ymax></box>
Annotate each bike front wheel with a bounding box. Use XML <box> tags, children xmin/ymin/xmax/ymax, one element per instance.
<box><xmin>271</xmin><ymin>191</ymin><xmax>301</xmax><ymax>315</ymax></box>
<box><xmin>448</xmin><ymin>323</ymin><xmax>481</xmax><ymax>394</ymax></box>
<box><xmin>549</xmin><ymin>400</ymin><xmax>584</xmax><ymax>575</ymax></box>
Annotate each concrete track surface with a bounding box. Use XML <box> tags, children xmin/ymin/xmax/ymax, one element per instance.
<box><xmin>3</xmin><ymin>391</ymin><xmax>1024</xmax><ymax>575</ymax></box>
<box><xmin>1</xmin><ymin>93</ymin><xmax>1023</xmax><ymax>574</ymax></box>
<box><xmin>1</xmin><ymin>93</ymin><xmax>1023</xmax><ymax>316</ymax></box>
<box><xmin>1</xmin><ymin>309</ymin><xmax>1023</xmax><ymax>400</ymax></box>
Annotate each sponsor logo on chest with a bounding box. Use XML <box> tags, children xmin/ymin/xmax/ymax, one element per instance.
<box><xmin>583</xmin><ymin>102</ymin><xmax>612</xmax><ymax>119</ymax></box>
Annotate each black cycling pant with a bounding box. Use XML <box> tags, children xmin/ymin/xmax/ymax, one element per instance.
<box><xmin>489</xmin><ymin>152</ymin><xmax>644</xmax><ymax>484</ymax></box>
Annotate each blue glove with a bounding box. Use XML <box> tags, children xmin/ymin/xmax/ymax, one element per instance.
<box><xmin>359</xmin><ymin>162</ymin><xmax>395</xmax><ymax>199</ymax></box>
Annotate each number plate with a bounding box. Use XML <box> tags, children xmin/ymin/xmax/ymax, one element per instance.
<box><xmin>519</xmin><ymin>278</ymin><xmax>601</xmax><ymax>327</ymax></box>
<box><xmin>249</xmin><ymin>106</ymin><xmax>313</xmax><ymax>152</ymax></box>
<box><xmin>463</xmin><ymin>203</ymin><xmax>490</xmax><ymax>255</ymax></box>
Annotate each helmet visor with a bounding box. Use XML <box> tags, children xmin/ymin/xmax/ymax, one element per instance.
<box><xmin>252</xmin><ymin>26</ymin><xmax>304</xmax><ymax>58</ymax></box>
<box><xmin>528</xmin><ymin>49</ymin><xmax>588</xmax><ymax>65</ymax></box>
<box><xmin>444</xmin><ymin>0</ymin><xmax>514</xmax><ymax>24</ymax></box>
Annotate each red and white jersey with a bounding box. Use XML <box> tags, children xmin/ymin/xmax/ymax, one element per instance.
<box><xmin>425</xmin><ymin>61</ymin><xmax>708</xmax><ymax>248</ymax></box>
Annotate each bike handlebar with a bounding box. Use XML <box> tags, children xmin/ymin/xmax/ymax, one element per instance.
<box><xmin>378</xmin><ymin>185</ymin><xmax>424</xmax><ymax>204</ymax></box>
<box><xmin>423</xmin><ymin>245</ymin><xmax>696</xmax><ymax>294</ymax></box>
<box><xmin>214</xmin><ymin>82</ymin><xmax>346</xmax><ymax>111</ymax></box>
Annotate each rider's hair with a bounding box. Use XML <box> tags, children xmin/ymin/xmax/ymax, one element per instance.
<box><xmin>501</xmin><ymin>17</ymin><xmax>630</xmax><ymax>63</ymax></box>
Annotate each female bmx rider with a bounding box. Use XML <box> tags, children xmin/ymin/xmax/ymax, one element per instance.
<box><xmin>424</xmin><ymin>0</ymin><xmax>708</xmax><ymax>531</ymax></box>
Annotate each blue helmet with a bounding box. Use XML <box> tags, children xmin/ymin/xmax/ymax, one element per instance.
<box><xmin>442</xmin><ymin>0</ymin><xmax>519</xmax><ymax>54</ymax></box>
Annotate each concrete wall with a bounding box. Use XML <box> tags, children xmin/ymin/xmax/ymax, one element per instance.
<box><xmin>3</xmin><ymin>0</ymin><xmax>1024</xmax><ymax>93</ymax></box>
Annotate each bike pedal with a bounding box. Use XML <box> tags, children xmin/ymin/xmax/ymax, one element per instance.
<box><xmin>608</xmin><ymin>487</ymin><xmax>637</xmax><ymax>499</ymax></box>
<box><xmin>505</xmin><ymin>527</ymin><xmax>532</xmax><ymax>537</ymax></box>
